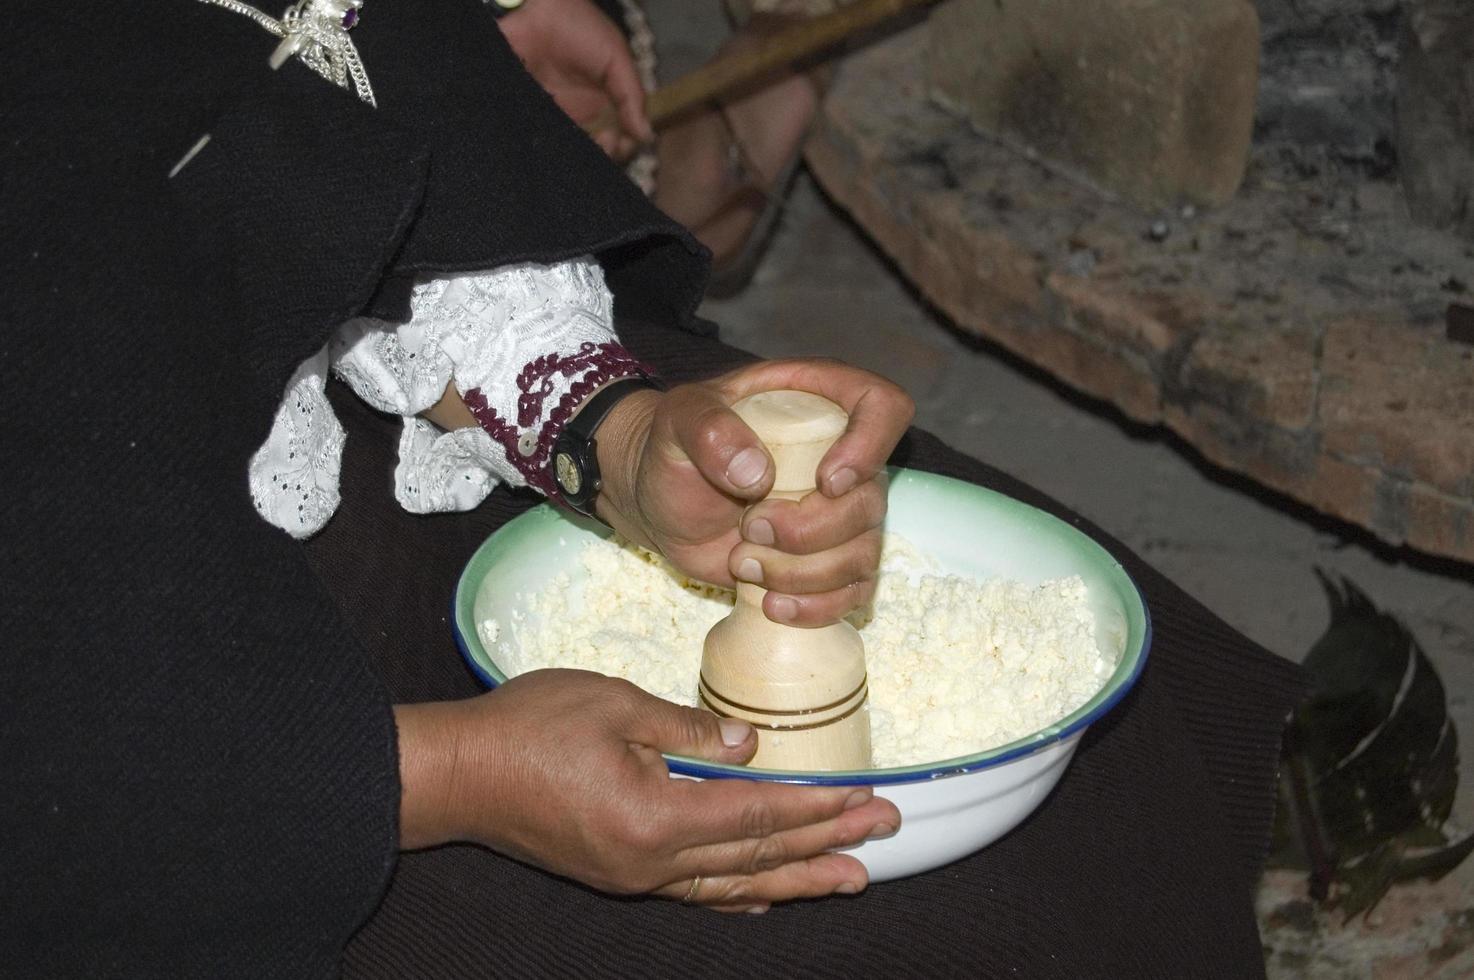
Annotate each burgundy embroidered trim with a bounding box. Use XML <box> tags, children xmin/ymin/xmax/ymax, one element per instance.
<box><xmin>462</xmin><ymin>342</ymin><xmax>655</xmax><ymax>500</ymax></box>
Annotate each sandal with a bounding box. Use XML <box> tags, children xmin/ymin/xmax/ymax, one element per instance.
<box><xmin>653</xmin><ymin>13</ymin><xmax>824</xmax><ymax>298</ymax></box>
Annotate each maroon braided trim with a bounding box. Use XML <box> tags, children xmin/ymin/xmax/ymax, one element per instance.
<box><xmin>462</xmin><ymin>342</ymin><xmax>656</xmax><ymax>500</ymax></box>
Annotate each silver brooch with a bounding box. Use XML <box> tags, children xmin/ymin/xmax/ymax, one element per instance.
<box><xmin>197</xmin><ymin>0</ymin><xmax>376</xmax><ymax>107</ymax></box>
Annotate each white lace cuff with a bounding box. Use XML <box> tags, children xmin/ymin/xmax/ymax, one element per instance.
<box><xmin>394</xmin><ymin>418</ymin><xmax>502</xmax><ymax>514</ymax></box>
<box><xmin>250</xmin><ymin>258</ymin><xmax>655</xmax><ymax>537</ymax></box>
<box><xmin>248</xmin><ymin>346</ymin><xmax>345</xmax><ymax>539</ymax></box>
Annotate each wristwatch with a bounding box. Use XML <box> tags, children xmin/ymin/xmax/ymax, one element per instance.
<box><xmin>551</xmin><ymin>376</ymin><xmax>664</xmax><ymax>518</ymax></box>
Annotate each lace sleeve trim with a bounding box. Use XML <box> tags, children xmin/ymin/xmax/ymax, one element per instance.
<box><xmin>251</xmin><ymin>258</ymin><xmax>660</xmax><ymax>534</ymax></box>
<box><xmin>247</xmin><ymin>345</ymin><xmax>345</xmax><ymax>539</ymax></box>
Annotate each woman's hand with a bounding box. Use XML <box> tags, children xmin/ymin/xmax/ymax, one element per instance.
<box><xmin>395</xmin><ymin>671</ymin><xmax>899</xmax><ymax>912</ymax></box>
<box><xmin>594</xmin><ymin>359</ymin><xmax>914</xmax><ymax>626</ymax></box>
<box><xmin>498</xmin><ymin>0</ymin><xmax>652</xmax><ymax>160</ymax></box>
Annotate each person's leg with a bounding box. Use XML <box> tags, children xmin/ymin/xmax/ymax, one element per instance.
<box><xmin>314</xmin><ymin>319</ymin><xmax>1302</xmax><ymax>979</ymax></box>
<box><xmin>652</xmin><ymin>15</ymin><xmax>822</xmax><ymax>297</ymax></box>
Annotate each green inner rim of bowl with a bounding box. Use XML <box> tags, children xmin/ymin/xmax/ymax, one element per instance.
<box><xmin>455</xmin><ymin>468</ymin><xmax>1149</xmax><ymax>779</ymax></box>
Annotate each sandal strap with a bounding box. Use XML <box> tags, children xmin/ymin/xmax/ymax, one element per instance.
<box><xmin>698</xmin><ymin>183</ymin><xmax>773</xmax><ymax>232</ymax></box>
<box><xmin>715</xmin><ymin>101</ymin><xmax>779</xmax><ymax>196</ymax></box>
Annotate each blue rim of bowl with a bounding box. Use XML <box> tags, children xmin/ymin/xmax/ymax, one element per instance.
<box><xmin>452</xmin><ymin>471</ymin><xmax>1152</xmax><ymax>786</ymax></box>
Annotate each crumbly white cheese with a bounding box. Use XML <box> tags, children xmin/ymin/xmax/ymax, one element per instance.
<box><xmin>480</xmin><ymin>535</ymin><xmax>1112</xmax><ymax>769</ymax></box>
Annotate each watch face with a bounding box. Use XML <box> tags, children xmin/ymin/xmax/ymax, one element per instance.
<box><xmin>554</xmin><ymin>451</ymin><xmax>582</xmax><ymax>496</ymax></box>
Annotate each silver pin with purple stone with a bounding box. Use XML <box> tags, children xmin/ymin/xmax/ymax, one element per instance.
<box><xmin>198</xmin><ymin>0</ymin><xmax>375</xmax><ymax>107</ymax></box>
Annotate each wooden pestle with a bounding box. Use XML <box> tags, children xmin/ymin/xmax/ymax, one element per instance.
<box><xmin>699</xmin><ymin>391</ymin><xmax>873</xmax><ymax>771</ymax></box>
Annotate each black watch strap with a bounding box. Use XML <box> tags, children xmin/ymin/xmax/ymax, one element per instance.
<box><xmin>551</xmin><ymin>376</ymin><xmax>663</xmax><ymax>518</ymax></box>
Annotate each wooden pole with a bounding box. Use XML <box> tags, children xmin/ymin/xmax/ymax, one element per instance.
<box><xmin>647</xmin><ymin>0</ymin><xmax>933</xmax><ymax>127</ymax></box>
<box><xmin>584</xmin><ymin>0</ymin><xmax>934</xmax><ymax>137</ymax></box>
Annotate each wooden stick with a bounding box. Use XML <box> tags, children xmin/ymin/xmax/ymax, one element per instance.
<box><xmin>585</xmin><ymin>0</ymin><xmax>934</xmax><ymax>136</ymax></box>
<box><xmin>648</xmin><ymin>0</ymin><xmax>932</xmax><ymax>127</ymax></box>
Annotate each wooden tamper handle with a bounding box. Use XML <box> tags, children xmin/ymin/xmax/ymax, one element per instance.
<box><xmin>699</xmin><ymin>391</ymin><xmax>873</xmax><ymax>771</ymax></box>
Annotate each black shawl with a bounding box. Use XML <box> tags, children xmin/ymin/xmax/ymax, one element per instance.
<box><xmin>1</xmin><ymin>3</ymin><xmax>702</xmax><ymax>976</ymax></box>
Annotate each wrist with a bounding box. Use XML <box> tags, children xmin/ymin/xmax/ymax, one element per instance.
<box><xmin>589</xmin><ymin>387</ymin><xmax>661</xmax><ymax>540</ymax></box>
<box><xmin>394</xmin><ymin>701</ymin><xmax>469</xmax><ymax>850</ymax></box>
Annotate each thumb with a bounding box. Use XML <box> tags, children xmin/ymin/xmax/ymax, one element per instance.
<box><xmin>660</xmin><ymin>385</ymin><xmax>774</xmax><ymax>500</ymax></box>
<box><xmin>604</xmin><ymin>48</ymin><xmax>653</xmax><ymax>144</ymax></box>
<box><xmin>630</xmin><ymin>696</ymin><xmax>758</xmax><ymax>766</ymax></box>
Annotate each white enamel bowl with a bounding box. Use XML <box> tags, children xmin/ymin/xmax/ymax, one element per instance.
<box><xmin>453</xmin><ymin>468</ymin><xmax>1150</xmax><ymax>882</ymax></box>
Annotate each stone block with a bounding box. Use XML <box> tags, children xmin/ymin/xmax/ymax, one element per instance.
<box><xmin>1032</xmin><ymin>326</ymin><xmax>1162</xmax><ymax>424</ymax></box>
<box><xmin>805</xmin><ymin>26</ymin><xmax>1473</xmax><ymax>560</ymax></box>
<box><xmin>1302</xmin><ymin>453</ymin><xmax>1382</xmax><ymax>541</ymax></box>
<box><xmin>1163</xmin><ymin>399</ymin><xmax>1318</xmax><ymax>491</ymax></box>
<box><xmin>926</xmin><ymin>0</ymin><xmax>1259</xmax><ymax>210</ymax></box>
<box><xmin>1397</xmin><ymin>1</ymin><xmax>1474</xmax><ymax>241</ymax></box>
<box><xmin>933</xmin><ymin>220</ymin><xmax>1048</xmax><ymax>332</ymax></box>
<box><xmin>1047</xmin><ymin>273</ymin><xmax>1205</xmax><ymax>356</ymax></box>
<box><xmin>1318</xmin><ymin>316</ymin><xmax>1474</xmax><ymax>500</ymax></box>
<box><xmin>1405</xmin><ymin>484</ymin><xmax>1474</xmax><ymax>564</ymax></box>
<box><xmin>1172</xmin><ymin>320</ymin><xmax>1318</xmax><ymax>431</ymax></box>
<box><xmin>805</xmin><ymin>106</ymin><xmax>1049</xmax><ymax>335</ymax></box>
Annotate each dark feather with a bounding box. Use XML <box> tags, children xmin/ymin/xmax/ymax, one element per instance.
<box><xmin>1270</xmin><ymin>571</ymin><xmax>1464</xmax><ymax>916</ymax></box>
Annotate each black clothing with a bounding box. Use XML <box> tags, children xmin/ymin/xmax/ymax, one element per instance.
<box><xmin>1</xmin><ymin>3</ymin><xmax>1303</xmax><ymax>978</ymax></box>
<box><xmin>2</xmin><ymin>4</ymin><xmax>699</xmax><ymax>977</ymax></box>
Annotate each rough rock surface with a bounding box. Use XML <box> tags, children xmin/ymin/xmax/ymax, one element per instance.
<box><xmin>1258</xmin><ymin>870</ymin><xmax>1474</xmax><ymax>979</ymax></box>
<box><xmin>805</xmin><ymin>25</ymin><xmax>1474</xmax><ymax>562</ymax></box>
<box><xmin>1397</xmin><ymin>0</ymin><xmax>1474</xmax><ymax>241</ymax></box>
<box><xmin>1253</xmin><ymin>0</ymin><xmax>1402</xmax><ymax>171</ymax></box>
<box><xmin>926</xmin><ymin>0</ymin><xmax>1259</xmax><ymax>210</ymax></box>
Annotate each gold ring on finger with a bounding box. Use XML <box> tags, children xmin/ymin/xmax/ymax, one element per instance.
<box><xmin>681</xmin><ymin>875</ymin><xmax>702</xmax><ymax>905</ymax></box>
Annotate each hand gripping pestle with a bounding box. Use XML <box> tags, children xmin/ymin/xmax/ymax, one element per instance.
<box><xmin>699</xmin><ymin>390</ymin><xmax>873</xmax><ymax>771</ymax></box>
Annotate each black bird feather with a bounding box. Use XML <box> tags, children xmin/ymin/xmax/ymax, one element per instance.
<box><xmin>1269</xmin><ymin>572</ymin><xmax>1470</xmax><ymax>918</ymax></box>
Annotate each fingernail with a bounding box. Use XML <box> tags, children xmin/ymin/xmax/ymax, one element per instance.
<box><xmin>844</xmin><ymin>789</ymin><xmax>869</xmax><ymax>810</ymax></box>
<box><xmin>736</xmin><ymin>557</ymin><xmax>764</xmax><ymax>583</ymax></box>
<box><xmin>719</xmin><ymin>718</ymin><xmax>753</xmax><ymax>747</ymax></box>
<box><xmin>769</xmin><ymin>595</ymin><xmax>798</xmax><ymax>623</ymax></box>
<box><xmin>828</xmin><ymin>467</ymin><xmax>857</xmax><ymax>496</ymax></box>
<box><xmin>868</xmin><ymin>823</ymin><xmax>896</xmax><ymax>839</ymax></box>
<box><xmin>727</xmin><ymin>448</ymin><xmax>769</xmax><ymax>489</ymax></box>
<box><xmin>835</xmin><ymin>882</ymin><xmax>860</xmax><ymax>895</ymax></box>
<box><xmin>745</xmin><ymin>517</ymin><xmax>775</xmax><ymax>546</ymax></box>
<box><xmin>746</xmin><ymin>905</ymin><xmax>769</xmax><ymax>915</ymax></box>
